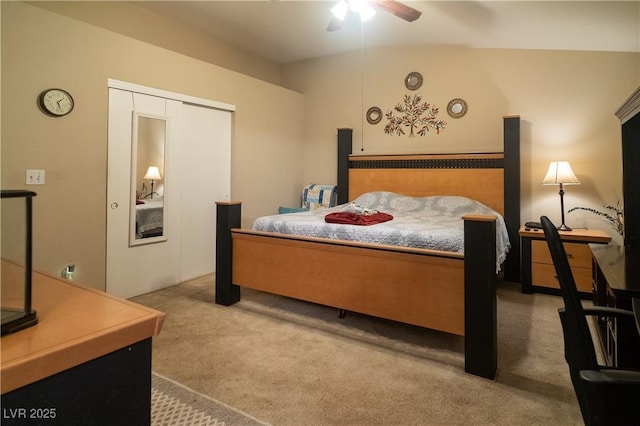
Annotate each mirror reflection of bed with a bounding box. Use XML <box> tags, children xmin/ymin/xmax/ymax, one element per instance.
<box><xmin>131</xmin><ymin>114</ymin><xmax>167</xmax><ymax>244</ymax></box>
<box><xmin>135</xmin><ymin>197</ymin><xmax>163</xmax><ymax>239</ymax></box>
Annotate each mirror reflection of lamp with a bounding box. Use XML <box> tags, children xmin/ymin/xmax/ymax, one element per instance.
<box><xmin>542</xmin><ymin>161</ymin><xmax>581</xmax><ymax>231</ymax></box>
<box><xmin>144</xmin><ymin>166</ymin><xmax>162</xmax><ymax>199</ymax></box>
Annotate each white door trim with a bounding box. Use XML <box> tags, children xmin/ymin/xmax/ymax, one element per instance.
<box><xmin>108</xmin><ymin>78</ymin><xmax>236</xmax><ymax>112</ymax></box>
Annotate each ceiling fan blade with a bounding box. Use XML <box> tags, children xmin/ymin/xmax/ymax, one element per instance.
<box><xmin>327</xmin><ymin>15</ymin><xmax>345</xmax><ymax>32</ymax></box>
<box><xmin>373</xmin><ymin>0</ymin><xmax>422</xmax><ymax>22</ymax></box>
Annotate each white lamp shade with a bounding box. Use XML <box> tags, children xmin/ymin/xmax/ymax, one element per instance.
<box><xmin>331</xmin><ymin>0</ymin><xmax>349</xmax><ymax>20</ymax></box>
<box><xmin>144</xmin><ymin>166</ymin><xmax>162</xmax><ymax>181</ymax></box>
<box><xmin>351</xmin><ymin>0</ymin><xmax>376</xmax><ymax>21</ymax></box>
<box><xmin>542</xmin><ymin>161</ymin><xmax>580</xmax><ymax>185</ymax></box>
<box><xmin>331</xmin><ymin>0</ymin><xmax>376</xmax><ymax>22</ymax></box>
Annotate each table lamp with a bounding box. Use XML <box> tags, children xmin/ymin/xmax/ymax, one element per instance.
<box><xmin>542</xmin><ymin>161</ymin><xmax>580</xmax><ymax>231</ymax></box>
<box><xmin>144</xmin><ymin>166</ymin><xmax>162</xmax><ymax>199</ymax></box>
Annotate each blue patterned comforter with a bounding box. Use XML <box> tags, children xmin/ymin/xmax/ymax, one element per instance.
<box><xmin>252</xmin><ymin>191</ymin><xmax>510</xmax><ymax>271</ymax></box>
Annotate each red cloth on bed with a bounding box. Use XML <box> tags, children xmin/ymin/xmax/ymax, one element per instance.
<box><xmin>324</xmin><ymin>211</ymin><xmax>393</xmax><ymax>226</ymax></box>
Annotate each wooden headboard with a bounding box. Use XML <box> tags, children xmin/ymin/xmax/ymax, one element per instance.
<box><xmin>347</xmin><ymin>153</ymin><xmax>505</xmax><ymax>215</ymax></box>
<box><xmin>336</xmin><ymin>116</ymin><xmax>521</xmax><ymax>281</ymax></box>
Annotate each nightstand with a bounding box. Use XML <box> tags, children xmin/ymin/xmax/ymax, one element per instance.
<box><xmin>519</xmin><ymin>226</ymin><xmax>611</xmax><ymax>296</ymax></box>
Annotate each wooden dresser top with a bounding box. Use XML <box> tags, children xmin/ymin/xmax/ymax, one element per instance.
<box><xmin>1</xmin><ymin>260</ymin><xmax>165</xmax><ymax>394</ymax></box>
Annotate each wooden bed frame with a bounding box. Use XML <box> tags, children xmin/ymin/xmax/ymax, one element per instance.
<box><xmin>215</xmin><ymin>116</ymin><xmax>521</xmax><ymax>380</ymax></box>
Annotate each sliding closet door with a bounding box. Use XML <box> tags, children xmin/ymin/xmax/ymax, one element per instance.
<box><xmin>180</xmin><ymin>104</ymin><xmax>231</xmax><ymax>281</ymax></box>
<box><xmin>106</xmin><ymin>89</ymin><xmax>183</xmax><ymax>298</ymax></box>
<box><xmin>107</xmin><ymin>82</ymin><xmax>233</xmax><ymax>298</ymax></box>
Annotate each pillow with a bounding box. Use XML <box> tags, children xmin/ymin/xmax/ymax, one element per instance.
<box><xmin>278</xmin><ymin>206</ymin><xmax>309</xmax><ymax>214</ymax></box>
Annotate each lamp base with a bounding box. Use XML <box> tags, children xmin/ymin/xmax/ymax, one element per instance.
<box><xmin>557</xmin><ymin>224</ymin><xmax>572</xmax><ymax>231</ymax></box>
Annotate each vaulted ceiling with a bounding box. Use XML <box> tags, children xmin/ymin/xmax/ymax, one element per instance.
<box><xmin>136</xmin><ymin>1</ymin><xmax>640</xmax><ymax>64</ymax></box>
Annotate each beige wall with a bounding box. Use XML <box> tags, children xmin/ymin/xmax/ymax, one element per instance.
<box><xmin>282</xmin><ymin>46</ymin><xmax>639</xmax><ymax>245</ymax></box>
<box><xmin>2</xmin><ymin>1</ymin><xmax>639</xmax><ymax>292</ymax></box>
<box><xmin>30</xmin><ymin>1</ymin><xmax>283</xmax><ymax>86</ymax></box>
<box><xmin>1</xmin><ymin>2</ymin><xmax>305</xmax><ymax>290</ymax></box>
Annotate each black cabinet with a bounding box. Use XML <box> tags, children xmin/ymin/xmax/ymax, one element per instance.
<box><xmin>2</xmin><ymin>339</ymin><xmax>152</xmax><ymax>426</ymax></box>
<box><xmin>591</xmin><ymin>244</ymin><xmax>640</xmax><ymax>368</ymax></box>
<box><xmin>616</xmin><ymin>87</ymin><xmax>640</xmax><ymax>268</ymax></box>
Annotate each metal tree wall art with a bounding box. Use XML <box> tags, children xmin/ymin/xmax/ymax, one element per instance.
<box><xmin>384</xmin><ymin>94</ymin><xmax>446</xmax><ymax>137</ymax></box>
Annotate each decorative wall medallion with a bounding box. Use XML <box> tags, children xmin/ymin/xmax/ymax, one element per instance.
<box><xmin>447</xmin><ymin>98</ymin><xmax>468</xmax><ymax>119</ymax></box>
<box><xmin>404</xmin><ymin>72</ymin><xmax>423</xmax><ymax>91</ymax></box>
<box><xmin>384</xmin><ymin>94</ymin><xmax>446</xmax><ymax>137</ymax></box>
<box><xmin>366</xmin><ymin>106</ymin><xmax>382</xmax><ymax>125</ymax></box>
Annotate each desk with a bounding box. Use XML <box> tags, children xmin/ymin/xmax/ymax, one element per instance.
<box><xmin>590</xmin><ymin>245</ymin><xmax>640</xmax><ymax>368</ymax></box>
<box><xmin>1</xmin><ymin>261</ymin><xmax>165</xmax><ymax>425</ymax></box>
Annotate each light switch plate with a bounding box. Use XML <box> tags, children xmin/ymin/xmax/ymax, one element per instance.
<box><xmin>26</xmin><ymin>169</ymin><xmax>45</xmax><ymax>185</ymax></box>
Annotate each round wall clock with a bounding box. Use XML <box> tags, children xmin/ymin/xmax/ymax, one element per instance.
<box><xmin>38</xmin><ymin>88</ymin><xmax>74</xmax><ymax>117</ymax></box>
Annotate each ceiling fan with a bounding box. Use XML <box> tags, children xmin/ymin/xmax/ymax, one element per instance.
<box><xmin>327</xmin><ymin>0</ymin><xmax>422</xmax><ymax>32</ymax></box>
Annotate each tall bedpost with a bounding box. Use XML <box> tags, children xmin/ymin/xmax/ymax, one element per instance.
<box><xmin>337</xmin><ymin>128</ymin><xmax>353</xmax><ymax>205</ymax></box>
<box><xmin>215</xmin><ymin>201</ymin><xmax>242</xmax><ymax>306</ymax></box>
<box><xmin>463</xmin><ymin>214</ymin><xmax>498</xmax><ymax>380</ymax></box>
<box><xmin>503</xmin><ymin>116</ymin><xmax>521</xmax><ymax>283</ymax></box>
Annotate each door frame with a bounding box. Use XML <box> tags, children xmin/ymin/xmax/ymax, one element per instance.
<box><xmin>106</xmin><ymin>79</ymin><xmax>235</xmax><ymax>298</ymax></box>
<box><xmin>108</xmin><ymin>79</ymin><xmax>235</xmax><ymax>113</ymax></box>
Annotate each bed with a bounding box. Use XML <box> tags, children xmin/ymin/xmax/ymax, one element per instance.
<box><xmin>135</xmin><ymin>198</ymin><xmax>163</xmax><ymax>238</ymax></box>
<box><xmin>215</xmin><ymin>116</ymin><xmax>521</xmax><ymax>379</ymax></box>
<box><xmin>253</xmin><ymin>192</ymin><xmax>510</xmax><ymax>272</ymax></box>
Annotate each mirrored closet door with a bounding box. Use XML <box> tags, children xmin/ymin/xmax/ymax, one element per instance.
<box><xmin>107</xmin><ymin>82</ymin><xmax>232</xmax><ymax>298</ymax></box>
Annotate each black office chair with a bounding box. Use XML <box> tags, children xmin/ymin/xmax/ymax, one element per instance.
<box><xmin>540</xmin><ymin>216</ymin><xmax>640</xmax><ymax>424</ymax></box>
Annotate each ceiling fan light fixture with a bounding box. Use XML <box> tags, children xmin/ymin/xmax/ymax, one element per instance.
<box><xmin>349</xmin><ymin>0</ymin><xmax>376</xmax><ymax>21</ymax></box>
<box><xmin>327</xmin><ymin>0</ymin><xmax>420</xmax><ymax>32</ymax></box>
<box><xmin>331</xmin><ymin>0</ymin><xmax>349</xmax><ymax>21</ymax></box>
<box><xmin>331</xmin><ymin>0</ymin><xmax>376</xmax><ymax>23</ymax></box>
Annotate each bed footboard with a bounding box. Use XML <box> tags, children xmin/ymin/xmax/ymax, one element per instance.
<box><xmin>463</xmin><ymin>214</ymin><xmax>498</xmax><ymax>379</ymax></box>
<box><xmin>215</xmin><ymin>203</ymin><xmax>499</xmax><ymax>380</ymax></box>
<box><xmin>215</xmin><ymin>201</ymin><xmax>241</xmax><ymax>306</ymax></box>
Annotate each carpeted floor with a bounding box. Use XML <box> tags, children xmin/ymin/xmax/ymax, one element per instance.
<box><xmin>132</xmin><ymin>275</ymin><xmax>585</xmax><ymax>425</ymax></box>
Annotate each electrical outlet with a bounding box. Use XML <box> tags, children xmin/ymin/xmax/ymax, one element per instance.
<box><xmin>26</xmin><ymin>169</ymin><xmax>45</xmax><ymax>185</ymax></box>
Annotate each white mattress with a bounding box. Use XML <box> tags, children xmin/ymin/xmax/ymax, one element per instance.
<box><xmin>135</xmin><ymin>198</ymin><xmax>164</xmax><ymax>237</ymax></box>
<box><xmin>252</xmin><ymin>191</ymin><xmax>511</xmax><ymax>271</ymax></box>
